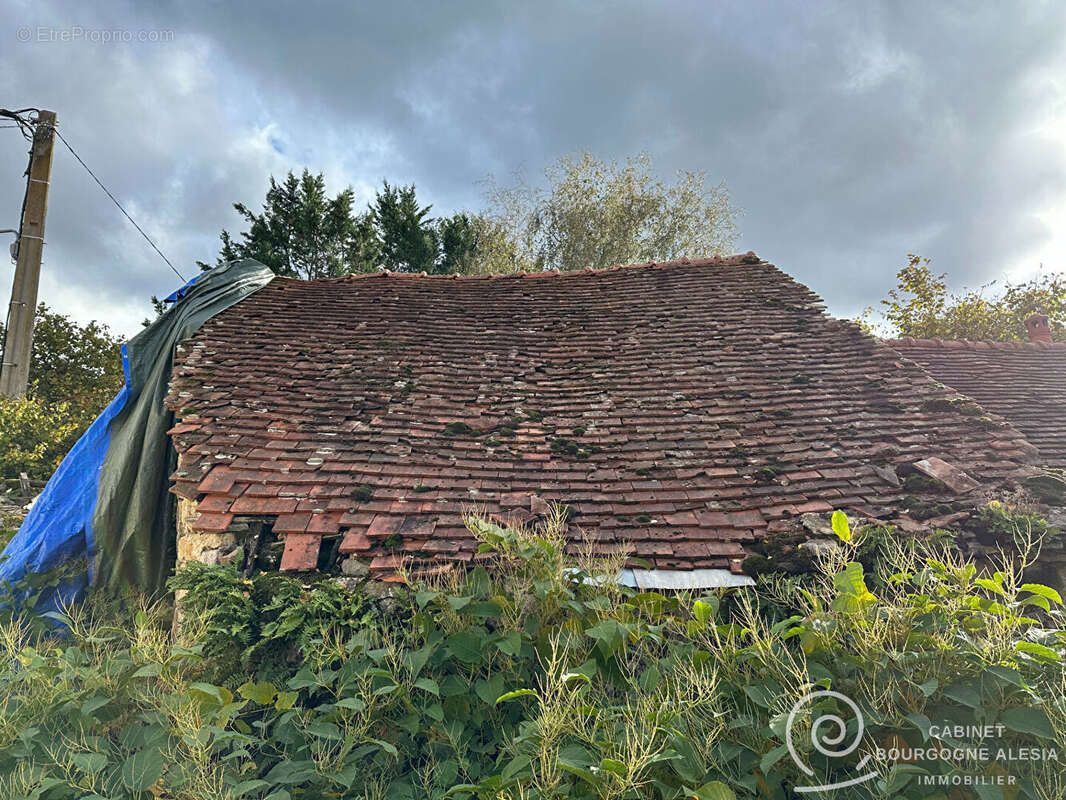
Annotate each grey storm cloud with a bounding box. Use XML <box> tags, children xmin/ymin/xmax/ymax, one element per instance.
<box><xmin>1</xmin><ymin>0</ymin><xmax>1064</xmax><ymax>336</ymax></box>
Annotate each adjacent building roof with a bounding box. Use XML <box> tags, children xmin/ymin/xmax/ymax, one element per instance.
<box><xmin>166</xmin><ymin>255</ymin><xmax>1041</xmax><ymax>580</ymax></box>
<box><xmin>890</xmin><ymin>338</ymin><xmax>1066</xmax><ymax>470</ymax></box>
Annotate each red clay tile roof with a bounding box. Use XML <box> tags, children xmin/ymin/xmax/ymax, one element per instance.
<box><xmin>165</xmin><ymin>255</ymin><xmax>1041</xmax><ymax>577</ymax></box>
<box><xmin>890</xmin><ymin>337</ymin><xmax>1066</xmax><ymax>470</ymax></box>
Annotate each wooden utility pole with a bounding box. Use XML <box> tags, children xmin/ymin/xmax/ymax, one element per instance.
<box><xmin>1</xmin><ymin>110</ymin><xmax>56</xmax><ymax>398</ymax></box>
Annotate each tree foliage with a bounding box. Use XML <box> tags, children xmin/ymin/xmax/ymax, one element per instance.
<box><xmin>0</xmin><ymin>305</ymin><xmax>124</xmax><ymax>478</ymax></box>
<box><xmin>216</xmin><ymin>170</ymin><xmax>377</xmax><ymax>280</ymax></box>
<box><xmin>214</xmin><ymin>170</ymin><xmax>481</xmax><ymax>278</ymax></box>
<box><xmin>20</xmin><ymin>305</ymin><xmax>124</xmax><ymax>419</ymax></box>
<box><xmin>0</xmin><ymin>395</ymin><xmax>81</xmax><ymax>480</ymax></box>
<box><xmin>474</xmin><ymin>152</ymin><xmax>739</xmax><ymax>274</ymax></box>
<box><xmin>214</xmin><ymin>156</ymin><xmax>740</xmax><ymax>279</ymax></box>
<box><xmin>871</xmin><ymin>254</ymin><xmax>1066</xmax><ymax>341</ymax></box>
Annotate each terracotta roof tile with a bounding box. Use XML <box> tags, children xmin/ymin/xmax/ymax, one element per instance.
<box><xmin>167</xmin><ymin>256</ymin><xmax>1041</xmax><ymax>573</ymax></box>
<box><xmin>889</xmin><ymin>337</ymin><xmax>1066</xmax><ymax>469</ymax></box>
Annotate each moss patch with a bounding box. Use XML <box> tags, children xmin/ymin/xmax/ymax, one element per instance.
<box><xmin>753</xmin><ymin>466</ymin><xmax>781</xmax><ymax>484</ymax></box>
<box><xmin>902</xmin><ymin>473</ymin><xmax>946</xmax><ymax>494</ymax></box>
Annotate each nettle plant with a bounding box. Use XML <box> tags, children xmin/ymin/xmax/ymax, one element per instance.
<box><xmin>0</xmin><ymin>507</ymin><xmax>1062</xmax><ymax>800</ymax></box>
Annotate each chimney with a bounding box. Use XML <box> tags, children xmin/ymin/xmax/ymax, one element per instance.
<box><xmin>1025</xmin><ymin>313</ymin><xmax>1053</xmax><ymax>344</ymax></box>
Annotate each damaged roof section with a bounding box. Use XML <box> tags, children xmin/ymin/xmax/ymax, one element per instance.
<box><xmin>891</xmin><ymin>337</ymin><xmax>1066</xmax><ymax>470</ymax></box>
<box><xmin>165</xmin><ymin>255</ymin><xmax>1044</xmax><ymax>581</ymax></box>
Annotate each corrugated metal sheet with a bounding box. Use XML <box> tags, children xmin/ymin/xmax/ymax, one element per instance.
<box><xmin>618</xmin><ymin>568</ymin><xmax>756</xmax><ymax>590</ymax></box>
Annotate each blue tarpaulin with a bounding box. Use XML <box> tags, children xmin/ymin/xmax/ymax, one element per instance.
<box><xmin>0</xmin><ymin>260</ymin><xmax>274</xmax><ymax>608</ymax></box>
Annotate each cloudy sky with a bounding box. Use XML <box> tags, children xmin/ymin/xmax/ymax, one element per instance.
<box><xmin>1</xmin><ymin>1</ymin><xmax>1064</xmax><ymax>337</ymax></box>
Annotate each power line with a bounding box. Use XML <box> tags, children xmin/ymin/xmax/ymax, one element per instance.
<box><xmin>0</xmin><ymin>108</ymin><xmax>36</xmax><ymax>139</ymax></box>
<box><xmin>50</xmin><ymin>125</ymin><xmax>186</xmax><ymax>282</ymax></box>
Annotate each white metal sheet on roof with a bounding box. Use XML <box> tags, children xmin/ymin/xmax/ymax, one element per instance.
<box><xmin>618</xmin><ymin>568</ymin><xmax>756</xmax><ymax>590</ymax></box>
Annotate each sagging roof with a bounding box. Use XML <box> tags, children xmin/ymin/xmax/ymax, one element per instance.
<box><xmin>165</xmin><ymin>255</ymin><xmax>1041</xmax><ymax>579</ymax></box>
<box><xmin>890</xmin><ymin>337</ymin><xmax>1066</xmax><ymax>470</ymax></box>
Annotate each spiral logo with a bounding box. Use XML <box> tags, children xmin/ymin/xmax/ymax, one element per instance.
<box><xmin>17</xmin><ymin>27</ymin><xmax>32</xmax><ymax>42</ymax></box>
<box><xmin>786</xmin><ymin>690</ymin><xmax>878</xmax><ymax>793</ymax></box>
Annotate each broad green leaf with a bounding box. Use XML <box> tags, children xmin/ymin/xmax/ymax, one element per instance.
<box><xmin>639</xmin><ymin>663</ymin><xmax>661</xmax><ymax>693</ymax></box>
<box><xmin>475</xmin><ymin>675</ymin><xmax>506</xmax><ymax>705</ymax></box>
<box><xmin>917</xmin><ymin>677</ymin><xmax>938</xmax><ymax>697</ymax></box>
<box><xmin>759</xmin><ymin>743</ymin><xmax>789</xmax><ymax>774</ymax></box>
<box><xmin>743</xmin><ymin>683</ymin><xmax>776</xmax><ymax>709</ymax></box>
<box><xmin>237</xmin><ymin>681</ymin><xmax>277</xmax><ymax>705</ymax></box>
<box><xmin>121</xmin><ymin>750</ymin><xmax>164</xmax><ymax>791</ymax></box>
<box><xmin>831</xmin><ymin>510</ymin><xmax>851</xmax><ymax>542</ymax></box>
<box><xmin>586</xmin><ymin>619</ymin><xmax>629</xmax><ymax>655</ymax></box>
<box><xmin>557</xmin><ymin>759</ymin><xmax>602</xmax><ymax>787</ymax></box>
<box><xmin>974</xmin><ymin>784</ymin><xmax>1005</xmax><ymax>800</ymax></box>
<box><xmin>415</xmin><ymin>590</ymin><xmax>441</xmax><ymax>608</ymax></box>
<box><xmin>306</xmin><ymin>720</ymin><xmax>342</xmax><ymax>740</ymax></box>
<box><xmin>1016</xmin><ymin>641</ymin><xmax>1061</xmax><ymax>661</ymax></box>
<box><xmin>189</xmin><ymin>682</ymin><xmax>233</xmax><ymax>706</ymax></box>
<box><xmin>413</xmin><ymin>677</ymin><xmax>440</xmax><ymax>696</ymax></box>
<box><xmin>496</xmin><ymin>689</ymin><xmax>537</xmax><ymax>704</ymax></box>
<box><xmin>975</xmin><ymin>578</ymin><xmax>1006</xmax><ymax>597</ymax></box>
<box><xmin>497</xmin><ymin>630</ymin><xmax>522</xmax><ymax>656</ymax></box>
<box><xmin>370</xmin><ymin>737</ymin><xmax>399</xmax><ymax>758</ymax></box>
<box><xmin>985</xmin><ymin>665</ymin><xmax>1024</xmax><ymax>688</ymax></box>
<box><xmin>833</xmin><ymin>562</ymin><xmax>868</xmax><ymax>596</ymax></box>
<box><xmin>447</xmin><ymin>631</ymin><xmax>484</xmax><ymax>663</ymax></box>
<box><xmin>425</xmin><ymin>702</ymin><xmax>445</xmax><ymax>721</ymax></box>
<box><xmin>264</xmin><ymin>759</ymin><xmax>316</xmax><ymax>785</ymax></box>
<box><xmin>1001</xmin><ymin>707</ymin><xmax>1055</xmax><ymax>739</ymax></box>
<box><xmin>405</xmin><ymin>644</ymin><xmax>435</xmax><ymax>680</ymax></box>
<box><xmin>274</xmin><ymin>691</ymin><xmax>298</xmax><ymax>711</ymax></box>
<box><xmin>502</xmin><ymin>754</ymin><xmax>531</xmax><ymax>781</ymax></box>
<box><xmin>905</xmin><ymin>712</ymin><xmax>932</xmax><ymax>741</ymax></box>
<box><xmin>468</xmin><ymin>601</ymin><xmax>503</xmax><ymax>619</ymax></box>
<box><xmin>439</xmin><ymin>674</ymin><xmax>469</xmax><ymax>696</ymax></box>
<box><xmin>231</xmin><ymin>779</ymin><xmax>270</xmax><ymax>797</ymax></box>
<box><xmin>944</xmin><ymin>685</ymin><xmax>981</xmax><ymax>709</ymax></box>
<box><xmin>80</xmin><ymin>696</ymin><xmax>110</xmax><ymax>716</ymax></box>
<box><xmin>691</xmin><ymin>781</ymin><xmax>737</xmax><ymax>800</ymax></box>
<box><xmin>1021</xmin><ymin>583</ymin><xmax>1063</xmax><ymax>605</ymax></box>
<box><xmin>693</xmin><ymin>600</ymin><xmax>714</xmax><ymax>625</ymax></box>
<box><xmin>1022</xmin><ymin>596</ymin><xmax>1052</xmax><ymax>612</ymax></box>
<box><xmin>561</xmin><ymin>671</ymin><xmax>592</xmax><ymax>685</ymax></box>
<box><xmin>72</xmin><ymin>752</ymin><xmax>107</xmax><ymax>775</ymax></box>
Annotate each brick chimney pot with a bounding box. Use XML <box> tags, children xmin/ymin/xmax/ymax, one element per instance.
<box><xmin>1025</xmin><ymin>313</ymin><xmax>1052</xmax><ymax>344</ymax></box>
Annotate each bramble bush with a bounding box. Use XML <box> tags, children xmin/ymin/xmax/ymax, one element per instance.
<box><xmin>0</xmin><ymin>508</ymin><xmax>1063</xmax><ymax>799</ymax></box>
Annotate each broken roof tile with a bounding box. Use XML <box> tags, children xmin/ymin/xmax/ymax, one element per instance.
<box><xmin>280</xmin><ymin>533</ymin><xmax>321</xmax><ymax>571</ymax></box>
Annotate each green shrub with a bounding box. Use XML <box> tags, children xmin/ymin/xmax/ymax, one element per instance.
<box><xmin>0</xmin><ymin>511</ymin><xmax>1063</xmax><ymax>799</ymax></box>
<box><xmin>168</xmin><ymin>560</ymin><xmax>375</xmax><ymax>686</ymax></box>
<box><xmin>0</xmin><ymin>395</ymin><xmax>81</xmax><ymax>480</ymax></box>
